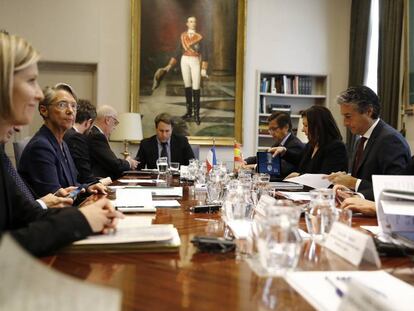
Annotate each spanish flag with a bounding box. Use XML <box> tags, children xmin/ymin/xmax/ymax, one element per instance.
<box><xmin>234</xmin><ymin>141</ymin><xmax>243</xmax><ymax>170</ymax></box>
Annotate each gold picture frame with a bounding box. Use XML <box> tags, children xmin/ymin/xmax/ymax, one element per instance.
<box><xmin>129</xmin><ymin>0</ymin><xmax>246</xmax><ymax>145</ymax></box>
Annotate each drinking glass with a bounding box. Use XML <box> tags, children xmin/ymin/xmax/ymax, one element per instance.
<box><xmin>254</xmin><ymin>200</ymin><xmax>302</xmax><ymax>275</ymax></box>
<box><xmin>305</xmin><ymin>188</ymin><xmax>337</xmax><ymax>241</ymax></box>
<box><xmin>336</xmin><ymin>208</ymin><xmax>352</xmax><ymax>226</ymax></box>
<box><xmin>207</xmin><ymin>181</ymin><xmax>223</xmax><ymax>204</ymax></box>
<box><xmin>169</xmin><ymin>162</ymin><xmax>180</xmax><ymax>175</ymax></box>
<box><xmin>156</xmin><ymin>157</ymin><xmax>168</xmax><ymax>173</ymax></box>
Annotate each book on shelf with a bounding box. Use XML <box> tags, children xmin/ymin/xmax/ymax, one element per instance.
<box><xmin>270</xmin><ymin>76</ymin><xmax>276</xmax><ymax>94</ymax></box>
<box><xmin>270</xmin><ymin>104</ymin><xmax>291</xmax><ymax>113</ymax></box>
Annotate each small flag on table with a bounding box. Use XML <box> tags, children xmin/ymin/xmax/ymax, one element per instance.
<box><xmin>234</xmin><ymin>141</ymin><xmax>243</xmax><ymax>170</ymax></box>
<box><xmin>206</xmin><ymin>144</ymin><xmax>217</xmax><ymax>173</ymax></box>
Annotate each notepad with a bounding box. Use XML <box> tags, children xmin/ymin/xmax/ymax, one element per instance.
<box><xmin>113</xmin><ymin>188</ymin><xmax>156</xmax><ymax>212</ymax></box>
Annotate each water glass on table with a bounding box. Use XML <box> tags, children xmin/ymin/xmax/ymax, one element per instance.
<box><xmin>254</xmin><ymin>200</ymin><xmax>303</xmax><ymax>275</ymax></box>
<box><xmin>169</xmin><ymin>162</ymin><xmax>180</xmax><ymax>175</ymax></box>
<box><xmin>305</xmin><ymin>188</ymin><xmax>337</xmax><ymax>241</ymax></box>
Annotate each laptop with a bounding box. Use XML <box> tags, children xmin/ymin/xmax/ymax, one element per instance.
<box><xmin>256</xmin><ymin>151</ymin><xmax>281</xmax><ymax>180</ymax></box>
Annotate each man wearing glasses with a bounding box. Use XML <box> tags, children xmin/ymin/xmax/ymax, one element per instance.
<box><xmin>88</xmin><ymin>105</ymin><xmax>138</xmax><ymax>179</ymax></box>
<box><xmin>244</xmin><ymin>112</ymin><xmax>305</xmax><ymax>178</ymax></box>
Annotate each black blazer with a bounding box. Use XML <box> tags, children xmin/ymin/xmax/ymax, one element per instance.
<box><xmin>286</xmin><ymin>139</ymin><xmax>348</xmax><ymax>175</ymax></box>
<box><xmin>352</xmin><ymin>120</ymin><xmax>411</xmax><ymax>200</ymax></box>
<box><xmin>136</xmin><ymin>134</ymin><xmax>195</xmax><ymax>169</ymax></box>
<box><xmin>64</xmin><ymin>127</ymin><xmax>97</xmax><ymax>184</ymax></box>
<box><xmin>88</xmin><ymin>126</ymin><xmax>130</xmax><ymax>180</ymax></box>
<box><xmin>245</xmin><ymin>134</ymin><xmax>305</xmax><ymax>177</ymax></box>
<box><xmin>0</xmin><ymin>149</ymin><xmax>92</xmax><ymax>257</ymax></box>
<box><xmin>18</xmin><ymin>125</ymin><xmax>79</xmax><ymax>197</ymax></box>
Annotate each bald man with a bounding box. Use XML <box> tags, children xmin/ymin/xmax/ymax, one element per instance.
<box><xmin>88</xmin><ymin>105</ymin><xmax>138</xmax><ymax>179</ymax></box>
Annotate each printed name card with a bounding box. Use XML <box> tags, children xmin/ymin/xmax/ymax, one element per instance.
<box><xmin>324</xmin><ymin>222</ymin><xmax>381</xmax><ymax>268</ymax></box>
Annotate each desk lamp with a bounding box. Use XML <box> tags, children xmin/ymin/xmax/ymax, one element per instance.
<box><xmin>110</xmin><ymin>112</ymin><xmax>143</xmax><ymax>159</ymax></box>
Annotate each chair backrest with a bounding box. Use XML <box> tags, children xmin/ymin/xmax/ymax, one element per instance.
<box><xmin>13</xmin><ymin>137</ymin><xmax>31</xmax><ymax>166</ymax></box>
<box><xmin>190</xmin><ymin>144</ymin><xmax>200</xmax><ymax>159</ymax></box>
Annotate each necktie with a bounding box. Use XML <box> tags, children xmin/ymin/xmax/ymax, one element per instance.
<box><xmin>161</xmin><ymin>142</ymin><xmax>168</xmax><ymax>162</ymax></box>
<box><xmin>1</xmin><ymin>151</ymin><xmax>36</xmax><ymax>201</ymax></box>
<box><xmin>351</xmin><ymin>137</ymin><xmax>367</xmax><ymax>176</ymax></box>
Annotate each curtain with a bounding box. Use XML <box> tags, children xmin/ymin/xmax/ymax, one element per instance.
<box><xmin>346</xmin><ymin>0</ymin><xmax>372</xmax><ymax>154</ymax></box>
<box><xmin>378</xmin><ymin>0</ymin><xmax>404</xmax><ymax>128</ymax></box>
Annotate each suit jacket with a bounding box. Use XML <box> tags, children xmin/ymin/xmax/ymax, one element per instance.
<box><xmin>285</xmin><ymin>139</ymin><xmax>348</xmax><ymax>175</ymax></box>
<box><xmin>136</xmin><ymin>134</ymin><xmax>195</xmax><ymax>169</ymax></box>
<box><xmin>64</xmin><ymin>127</ymin><xmax>97</xmax><ymax>184</ymax></box>
<box><xmin>88</xmin><ymin>126</ymin><xmax>130</xmax><ymax>180</ymax></box>
<box><xmin>245</xmin><ymin>134</ymin><xmax>305</xmax><ymax>177</ymax></box>
<box><xmin>0</xmin><ymin>148</ymin><xmax>91</xmax><ymax>256</ymax></box>
<box><xmin>18</xmin><ymin>125</ymin><xmax>79</xmax><ymax>197</ymax></box>
<box><xmin>352</xmin><ymin>119</ymin><xmax>411</xmax><ymax>200</ymax></box>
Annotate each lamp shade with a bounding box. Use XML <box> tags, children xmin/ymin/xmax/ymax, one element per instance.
<box><xmin>109</xmin><ymin>112</ymin><xmax>143</xmax><ymax>142</ymax></box>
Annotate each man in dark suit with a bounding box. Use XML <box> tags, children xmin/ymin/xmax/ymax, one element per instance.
<box><xmin>136</xmin><ymin>113</ymin><xmax>195</xmax><ymax>169</ymax></box>
<box><xmin>88</xmin><ymin>105</ymin><xmax>138</xmax><ymax>180</ymax></box>
<box><xmin>244</xmin><ymin>112</ymin><xmax>305</xmax><ymax>178</ymax></box>
<box><xmin>327</xmin><ymin>86</ymin><xmax>411</xmax><ymax>200</ymax></box>
<box><xmin>64</xmin><ymin>99</ymin><xmax>98</xmax><ymax>184</ymax></box>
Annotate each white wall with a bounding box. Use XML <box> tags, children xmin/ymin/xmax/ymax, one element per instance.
<box><xmin>243</xmin><ymin>0</ymin><xmax>351</xmax><ymax>159</ymax></box>
<box><xmin>0</xmin><ymin>0</ymin><xmax>352</xmax><ymax>162</ymax></box>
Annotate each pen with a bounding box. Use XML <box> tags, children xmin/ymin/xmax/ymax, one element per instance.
<box><xmin>325</xmin><ymin>276</ymin><xmax>344</xmax><ymax>298</ymax></box>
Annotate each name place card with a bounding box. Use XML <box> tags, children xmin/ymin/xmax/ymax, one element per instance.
<box><xmin>324</xmin><ymin>222</ymin><xmax>381</xmax><ymax>267</ymax></box>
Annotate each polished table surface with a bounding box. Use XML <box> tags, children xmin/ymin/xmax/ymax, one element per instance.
<box><xmin>42</xmin><ymin>175</ymin><xmax>414</xmax><ymax>311</ymax></box>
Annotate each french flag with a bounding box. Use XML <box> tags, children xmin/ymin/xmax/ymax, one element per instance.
<box><xmin>206</xmin><ymin>145</ymin><xmax>217</xmax><ymax>172</ymax></box>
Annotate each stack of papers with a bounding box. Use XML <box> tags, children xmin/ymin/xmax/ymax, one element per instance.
<box><xmin>270</xmin><ymin>181</ymin><xmax>304</xmax><ymax>190</ymax></box>
<box><xmin>287</xmin><ymin>174</ymin><xmax>331</xmax><ymax>189</ymax></box>
<box><xmin>69</xmin><ymin>216</ymin><xmax>180</xmax><ymax>252</ymax></box>
<box><xmin>285</xmin><ymin>270</ymin><xmax>414</xmax><ymax>311</ymax></box>
<box><xmin>113</xmin><ymin>188</ymin><xmax>156</xmax><ymax>212</ymax></box>
<box><xmin>277</xmin><ymin>191</ymin><xmax>311</xmax><ymax>201</ymax></box>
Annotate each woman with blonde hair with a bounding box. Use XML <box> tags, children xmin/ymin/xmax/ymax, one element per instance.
<box><xmin>0</xmin><ymin>32</ymin><xmax>122</xmax><ymax>256</ymax></box>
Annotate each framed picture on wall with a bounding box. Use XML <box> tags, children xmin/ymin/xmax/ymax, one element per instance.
<box><xmin>129</xmin><ymin>0</ymin><xmax>246</xmax><ymax>145</ymax></box>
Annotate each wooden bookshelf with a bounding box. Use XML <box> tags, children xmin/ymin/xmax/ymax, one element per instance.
<box><xmin>255</xmin><ymin>71</ymin><xmax>328</xmax><ymax>151</ymax></box>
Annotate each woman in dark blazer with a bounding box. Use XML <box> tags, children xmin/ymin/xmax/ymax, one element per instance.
<box><xmin>270</xmin><ymin>105</ymin><xmax>348</xmax><ymax>177</ymax></box>
<box><xmin>18</xmin><ymin>84</ymin><xmax>105</xmax><ymax>197</ymax></box>
<box><xmin>0</xmin><ymin>33</ymin><xmax>121</xmax><ymax>256</ymax></box>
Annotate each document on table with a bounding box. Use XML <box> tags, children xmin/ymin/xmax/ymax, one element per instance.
<box><xmin>286</xmin><ymin>173</ymin><xmax>331</xmax><ymax>189</ymax></box>
<box><xmin>277</xmin><ymin>191</ymin><xmax>311</xmax><ymax>201</ymax></box>
<box><xmin>149</xmin><ymin>187</ymin><xmax>183</xmax><ymax>197</ymax></box>
<box><xmin>113</xmin><ymin>188</ymin><xmax>156</xmax><ymax>212</ymax></box>
<box><xmin>0</xmin><ymin>234</ymin><xmax>121</xmax><ymax>311</ymax></box>
<box><xmin>372</xmin><ymin>175</ymin><xmax>414</xmax><ymax>234</ymax></box>
<box><xmin>118</xmin><ymin>179</ymin><xmax>158</xmax><ymax>183</ymax></box>
<box><xmin>285</xmin><ymin>270</ymin><xmax>414</xmax><ymax>311</ymax></box>
<box><xmin>153</xmin><ymin>200</ymin><xmax>181</xmax><ymax>207</ymax></box>
<box><xmin>73</xmin><ymin>224</ymin><xmax>177</xmax><ymax>245</ymax></box>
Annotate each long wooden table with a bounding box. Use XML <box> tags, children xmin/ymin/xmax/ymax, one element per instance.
<box><xmin>41</xmin><ymin>175</ymin><xmax>414</xmax><ymax>310</ymax></box>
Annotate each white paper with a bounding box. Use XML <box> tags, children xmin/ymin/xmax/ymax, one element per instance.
<box><xmin>324</xmin><ymin>222</ymin><xmax>381</xmax><ymax>267</ymax></box>
<box><xmin>153</xmin><ymin>200</ymin><xmax>181</xmax><ymax>207</ymax></box>
<box><xmin>74</xmin><ymin>224</ymin><xmax>176</xmax><ymax>245</ymax></box>
<box><xmin>270</xmin><ymin>181</ymin><xmax>304</xmax><ymax>190</ymax></box>
<box><xmin>285</xmin><ymin>270</ymin><xmax>414</xmax><ymax>311</ymax></box>
<box><xmin>278</xmin><ymin>191</ymin><xmax>311</xmax><ymax>201</ymax></box>
<box><xmin>149</xmin><ymin>187</ymin><xmax>183</xmax><ymax>197</ymax></box>
<box><xmin>381</xmin><ymin>200</ymin><xmax>414</xmax><ymax>216</ymax></box>
<box><xmin>118</xmin><ymin>179</ymin><xmax>157</xmax><ymax>183</ymax></box>
<box><xmin>114</xmin><ymin>188</ymin><xmax>154</xmax><ymax>210</ymax></box>
<box><xmin>286</xmin><ymin>173</ymin><xmax>331</xmax><ymax>189</ymax></box>
<box><xmin>0</xmin><ymin>234</ymin><xmax>121</xmax><ymax>310</ymax></box>
<box><xmin>360</xmin><ymin>225</ymin><xmax>381</xmax><ymax>235</ymax></box>
<box><xmin>227</xmin><ymin>220</ymin><xmax>252</xmax><ymax>239</ymax></box>
<box><xmin>373</xmin><ymin>175</ymin><xmax>414</xmax><ymax>234</ymax></box>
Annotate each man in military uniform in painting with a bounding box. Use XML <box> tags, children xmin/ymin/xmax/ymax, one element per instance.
<box><xmin>162</xmin><ymin>16</ymin><xmax>208</xmax><ymax>125</ymax></box>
